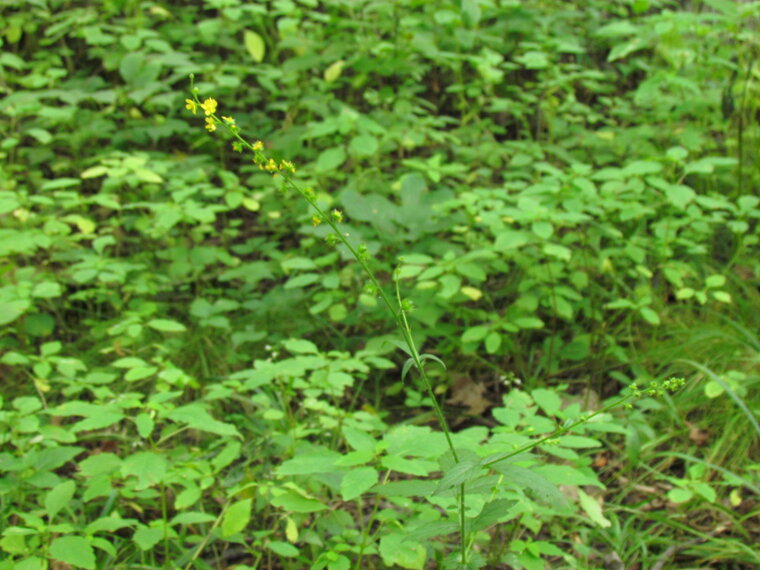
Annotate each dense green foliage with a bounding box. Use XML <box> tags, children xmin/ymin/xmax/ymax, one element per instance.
<box><xmin>1</xmin><ymin>0</ymin><xmax>758</xmax><ymax>568</ymax></box>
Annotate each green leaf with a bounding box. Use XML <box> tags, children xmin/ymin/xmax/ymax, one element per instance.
<box><xmin>0</xmin><ymin>299</ymin><xmax>29</xmax><ymax>325</ymax></box>
<box><xmin>639</xmin><ymin>307</ymin><xmax>661</xmax><ymax>325</ymax></box>
<box><xmin>577</xmin><ymin>488</ymin><xmax>611</xmax><ymax>527</ymax></box>
<box><xmin>531</xmin><ymin>388</ymin><xmax>561</xmax><ymax>417</ymax></box>
<box><xmin>277</xmin><ymin>452</ymin><xmax>340</xmax><ymax>475</ymax></box>
<box><xmin>170</xmin><ymin>511</ymin><xmax>216</xmax><ymax>526</ymax></box>
<box><xmin>244</xmin><ymin>30</ymin><xmax>265</xmax><ymax>62</ymax></box>
<box><xmin>349</xmin><ymin>135</ymin><xmax>379</xmax><ymax>157</ymax></box>
<box><xmin>324</xmin><ymin>60</ymin><xmax>345</xmax><ymax>82</ymax></box>
<box><xmin>341</xmin><ymin>467</ymin><xmax>378</xmax><ymax>501</ymax></box>
<box><xmin>133</xmin><ymin>525</ymin><xmax>163</xmax><ymax>550</ymax></box>
<box><xmin>469</xmin><ymin>499</ymin><xmax>518</xmax><ymax>532</ymax></box>
<box><xmin>491</xmin><ymin>463</ymin><xmax>571</xmax><ymax>511</ymax></box>
<box><xmin>134</xmin><ymin>413</ymin><xmax>154</xmax><ymax>438</ymax></box>
<box><xmin>270</xmin><ymin>491</ymin><xmax>327</xmax><ymax>513</ymax></box>
<box><xmin>434</xmin><ymin>459</ymin><xmax>482</xmax><ymax>495</ymax></box>
<box><xmin>342</xmin><ymin>426</ymin><xmax>377</xmax><ymax>452</ymax></box>
<box><xmin>45</xmin><ymin>480</ymin><xmax>76</xmax><ymax>522</ymax></box>
<box><xmin>531</xmin><ymin>221</ymin><xmax>553</xmax><ymax>239</ymax></box>
<box><xmin>379</xmin><ymin>532</ymin><xmax>427</xmax><ymax>569</ymax></box>
<box><xmin>146</xmin><ymin>319</ymin><xmax>186</xmax><ymax>332</ymax></box>
<box><xmin>266</xmin><ymin>541</ymin><xmax>299</xmax><ymax>557</ymax></box>
<box><xmin>120</xmin><ymin>452</ymin><xmax>168</xmax><ymax>490</ymax></box>
<box><xmin>373</xmin><ymin>479</ymin><xmax>438</xmax><ymax>497</ymax></box>
<box><xmin>49</xmin><ymin>536</ymin><xmax>95</xmax><ymax>569</ymax></box>
<box><xmin>221</xmin><ymin>498</ymin><xmax>252</xmax><ymax>538</ymax></box>
<box><xmin>462</xmin><ymin>325</ymin><xmax>489</xmax><ymax>343</ymax></box>
<box><xmin>167</xmin><ymin>404</ymin><xmax>241</xmax><ymax>437</ymax></box>
<box><xmin>315</xmin><ymin>146</ymin><xmax>346</xmax><ymax>172</ymax></box>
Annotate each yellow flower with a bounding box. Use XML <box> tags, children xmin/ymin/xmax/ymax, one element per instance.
<box><xmin>331</xmin><ymin>209</ymin><xmax>344</xmax><ymax>223</ymax></box>
<box><xmin>252</xmin><ymin>141</ymin><xmax>264</xmax><ymax>151</ymax></box>
<box><xmin>200</xmin><ymin>97</ymin><xmax>218</xmax><ymax>116</ymax></box>
<box><xmin>311</xmin><ymin>215</ymin><xmax>322</xmax><ymax>226</ymax></box>
<box><xmin>185</xmin><ymin>98</ymin><xmax>198</xmax><ymax>114</ymax></box>
<box><xmin>205</xmin><ymin>117</ymin><xmax>217</xmax><ymax>132</ymax></box>
<box><xmin>264</xmin><ymin>158</ymin><xmax>278</xmax><ymax>172</ymax></box>
<box><xmin>222</xmin><ymin>116</ymin><xmax>236</xmax><ymax>125</ymax></box>
<box><xmin>280</xmin><ymin>159</ymin><xmax>296</xmax><ymax>173</ymax></box>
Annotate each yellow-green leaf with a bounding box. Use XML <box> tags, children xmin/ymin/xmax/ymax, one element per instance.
<box><xmin>244</xmin><ymin>30</ymin><xmax>265</xmax><ymax>62</ymax></box>
<box><xmin>324</xmin><ymin>60</ymin><xmax>345</xmax><ymax>83</ymax></box>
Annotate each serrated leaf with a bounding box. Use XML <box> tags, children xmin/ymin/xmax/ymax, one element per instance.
<box><xmin>244</xmin><ymin>30</ymin><xmax>265</xmax><ymax>62</ymax></box>
<box><xmin>45</xmin><ymin>480</ymin><xmax>76</xmax><ymax>522</ymax></box>
<box><xmin>469</xmin><ymin>499</ymin><xmax>518</xmax><ymax>532</ymax></box>
<box><xmin>221</xmin><ymin>498</ymin><xmax>252</xmax><ymax>537</ymax></box>
<box><xmin>491</xmin><ymin>463</ymin><xmax>571</xmax><ymax>511</ymax></box>
<box><xmin>341</xmin><ymin>467</ymin><xmax>378</xmax><ymax>501</ymax></box>
<box><xmin>50</xmin><ymin>536</ymin><xmax>95</xmax><ymax>569</ymax></box>
<box><xmin>133</xmin><ymin>525</ymin><xmax>163</xmax><ymax>550</ymax></box>
<box><xmin>434</xmin><ymin>459</ymin><xmax>482</xmax><ymax>495</ymax></box>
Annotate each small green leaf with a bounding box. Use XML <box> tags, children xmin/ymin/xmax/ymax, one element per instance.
<box><xmin>639</xmin><ymin>307</ymin><xmax>661</xmax><ymax>325</ymax></box>
<box><xmin>244</xmin><ymin>30</ymin><xmax>265</xmax><ymax>62</ymax></box>
<box><xmin>50</xmin><ymin>536</ymin><xmax>95</xmax><ymax>569</ymax></box>
<box><xmin>221</xmin><ymin>498</ymin><xmax>252</xmax><ymax>538</ymax></box>
<box><xmin>578</xmin><ymin>488</ymin><xmax>611</xmax><ymax>527</ymax></box>
<box><xmin>324</xmin><ymin>60</ymin><xmax>345</xmax><ymax>82</ymax></box>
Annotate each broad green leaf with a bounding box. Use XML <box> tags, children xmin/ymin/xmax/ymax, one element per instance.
<box><xmin>167</xmin><ymin>404</ymin><xmax>241</xmax><ymax>437</ymax></box>
<box><xmin>462</xmin><ymin>325</ymin><xmax>489</xmax><ymax>344</ymax></box>
<box><xmin>121</xmin><ymin>451</ymin><xmax>168</xmax><ymax>490</ymax></box>
<box><xmin>45</xmin><ymin>480</ymin><xmax>76</xmax><ymax>521</ymax></box>
<box><xmin>244</xmin><ymin>30</ymin><xmax>265</xmax><ymax>62</ymax></box>
<box><xmin>134</xmin><ymin>412</ymin><xmax>154</xmax><ymax>438</ymax></box>
<box><xmin>342</xmin><ymin>426</ymin><xmax>377</xmax><ymax>452</ymax></box>
<box><xmin>379</xmin><ymin>532</ymin><xmax>427</xmax><ymax>569</ymax></box>
<box><xmin>271</xmin><ymin>491</ymin><xmax>326</xmax><ymax>513</ymax></box>
<box><xmin>531</xmin><ymin>388</ymin><xmax>561</xmax><ymax>417</ymax></box>
<box><xmin>469</xmin><ymin>499</ymin><xmax>518</xmax><ymax>532</ymax></box>
<box><xmin>0</xmin><ymin>299</ymin><xmax>29</xmax><ymax>325</ymax></box>
<box><xmin>133</xmin><ymin>525</ymin><xmax>163</xmax><ymax>550</ymax></box>
<box><xmin>315</xmin><ymin>146</ymin><xmax>346</xmax><ymax>172</ymax></box>
<box><xmin>221</xmin><ymin>498</ymin><xmax>252</xmax><ymax>538</ymax></box>
<box><xmin>491</xmin><ymin>463</ymin><xmax>571</xmax><ymax>511</ymax></box>
<box><xmin>50</xmin><ymin>536</ymin><xmax>95</xmax><ymax>569</ymax></box>
<box><xmin>266</xmin><ymin>541</ymin><xmax>299</xmax><ymax>557</ymax></box>
<box><xmin>277</xmin><ymin>452</ymin><xmax>340</xmax><ymax>475</ymax></box>
<box><xmin>341</xmin><ymin>467</ymin><xmax>378</xmax><ymax>501</ymax></box>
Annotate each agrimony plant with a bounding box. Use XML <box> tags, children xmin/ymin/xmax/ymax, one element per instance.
<box><xmin>184</xmin><ymin>77</ymin><xmax>686</xmax><ymax>568</ymax></box>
